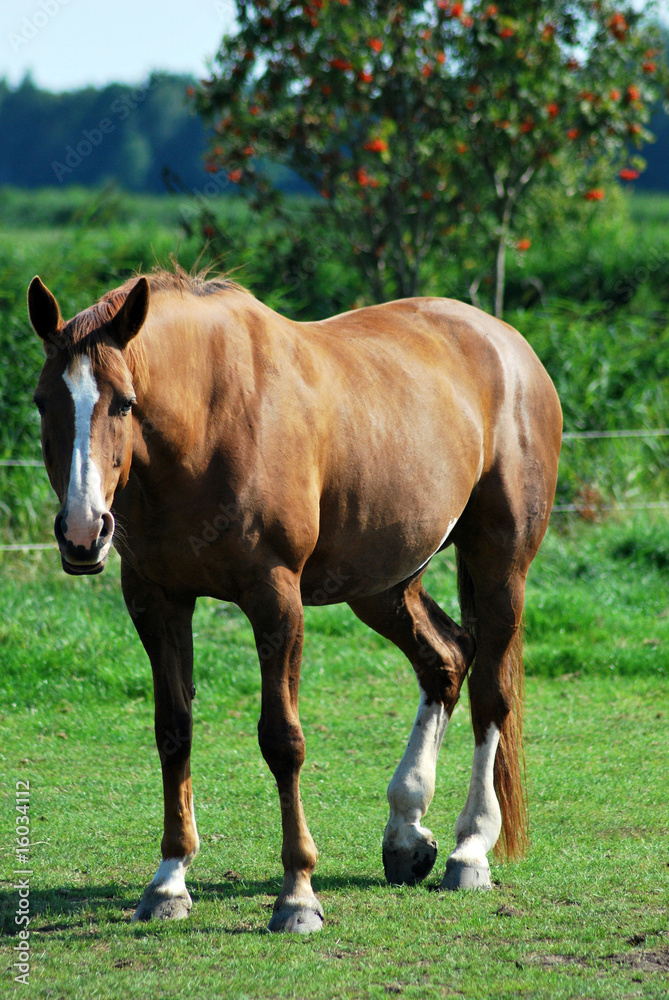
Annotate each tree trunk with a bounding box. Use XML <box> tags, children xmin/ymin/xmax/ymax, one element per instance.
<box><xmin>493</xmin><ymin>165</ymin><xmax>535</xmax><ymax>318</ymax></box>
<box><xmin>494</xmin><ymin>209</ymin><xmax>510</xmax><ymax>319</ymax></box>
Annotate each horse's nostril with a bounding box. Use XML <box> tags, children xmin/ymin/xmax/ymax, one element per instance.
<box><xmin>99</xmin><ymin>512</ymin><xmax>114</xmax><ymax>540</ymax></box>
<box><xmin>54</xmin><ymin>511</ymin><xmax>66</xmax><ymax>543</ymax></box>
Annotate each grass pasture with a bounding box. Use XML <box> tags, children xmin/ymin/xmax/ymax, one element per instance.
<box><xmin>1</xmin><ymin>515</ymin><xmax>668</xmax><ymax>999</ymax></box>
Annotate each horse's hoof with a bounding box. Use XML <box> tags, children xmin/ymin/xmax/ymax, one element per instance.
<box><xmin>268</xmin><ymin>898</ymin><xmax>324</xmax><ymax>934</ymax></box>
<box><xmin>132</xmin><ymin>886</ymin><xmax>192</xmax><ymax>921</ymax></box>
<box><xmin>383</xmin><ymin>835</ymin><xmax>438</xmax><ymax>886</ymax></box>
<box><xmin>440</xmin><ymin>858</ymin><xmax>491</xmax><ymax>891</ymax></box>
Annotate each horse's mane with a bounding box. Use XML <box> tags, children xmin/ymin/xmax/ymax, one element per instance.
<box><xmin>140</xmin><ymin>264</ymin><xmax>246</xmax><ymax>299</ymax></box>
<box><xmin>59</xmin><ymin>265</ymin><xmax>245</xmax><ymax>393</ymax></box>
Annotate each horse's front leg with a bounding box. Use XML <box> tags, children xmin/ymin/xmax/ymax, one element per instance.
<box><xmin>241</xmin><ymin>567</ymin><xmax>323</xmax><ymax>933</ymax></box>
<box><xmin>121</xmin><ymin>563</ymin><xmax>198</xmax><ymax>921</ymax></box>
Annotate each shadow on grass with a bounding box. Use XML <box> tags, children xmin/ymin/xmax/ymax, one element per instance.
<box><xmin>0</xmin><ymin>884</ymin><xmax>136</xmax><ymax>935</ymax></box>
<box><xmin>193</xmin><ymin>873</ymin><xmax>387</xmax><ymax>899</ymax></box>
<box><xmin>0</xmin><ymin>873</ymin><xmax>388</xmax><ymax>936</ymax></box>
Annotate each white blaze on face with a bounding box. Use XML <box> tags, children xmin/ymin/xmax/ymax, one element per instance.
<box><xmin>62</xmin><ymin>356</ymin><xmax>105</xmax><ymax>548</ymax></box>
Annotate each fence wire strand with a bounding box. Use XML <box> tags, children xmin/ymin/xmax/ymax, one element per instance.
<box><xmin>2</xmin><ymin>428</ymin><xmax>668</xmax><ymax>549</ymax></box>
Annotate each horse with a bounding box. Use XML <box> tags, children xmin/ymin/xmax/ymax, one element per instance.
<box><xmin>28</xmin><ymin>267</ymin><xmax>561</xmax><ymax>933</ymax></box>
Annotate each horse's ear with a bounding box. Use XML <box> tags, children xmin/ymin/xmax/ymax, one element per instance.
<box><xmin>112</xmin><ymin>277</ymin><xmax>150</xmax><ymax>347</ymax></box>
<box><xmin>28</xmin><ymin>276</ymin><xmax>62</xmax><ymax>340</ymax></box>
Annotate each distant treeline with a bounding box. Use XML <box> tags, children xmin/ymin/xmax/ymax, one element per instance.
<box><xmin>642</xmin><ymin>107</ymin><xmax>669</xmax><ymax>190</ymax></box>
<box><xmin>0</xmin><ymin>73</ymin><xmax>211</xmax><ymax>194</ymax></box>
<box><xmin>1</xmin><ymin>71</ymin><xmax>667</xmax><ymax>194</ymax></box>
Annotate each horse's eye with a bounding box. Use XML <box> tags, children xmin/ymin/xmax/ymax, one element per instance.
<box><xmin>120</xmin><ymin>397</ymin><xmax>136</xmax><ymax>416</ymax></box>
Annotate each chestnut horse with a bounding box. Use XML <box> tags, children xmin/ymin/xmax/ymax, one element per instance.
<box><xmin>28</xmin><ymin>268</ymin><xmax>561</xmax><ymax>932</ymax></box>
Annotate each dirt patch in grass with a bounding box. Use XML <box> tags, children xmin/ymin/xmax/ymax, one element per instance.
<box><xmin>494</xmin><ymin>904</ymin><xmax>524</xmax><ymax>918</ymax></box>
<box><xmin>528</xmin><ymin>946</ymin><xmax>669</xmax><ymax>975</ymax></box>
<box><xmin>607</xmin><ymin>947</ymin><xmax>669</xmax><ymax>973</ymax></box>
<box><xmin>526</xmin><ymin>953</ymin><xmax>590</xmax><ymax>969</ymax></box>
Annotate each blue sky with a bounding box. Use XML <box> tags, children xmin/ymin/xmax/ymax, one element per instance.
<box><xmin>2</xmin><ymin>0</ymin><xmax>667</xmax><ymax>93</ymax></box>
<box><xmin>3</xmin><ymin>0</ymin><xmax>237</xmax><ymax>91</ymax></box>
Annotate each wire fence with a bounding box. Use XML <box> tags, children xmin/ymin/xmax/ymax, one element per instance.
<box><xmin>0</xmin><ymin>459</ymin><xmax>44</xmax><ymax>467</ymax></box>
<box><xmin>554</xmin><ymin>428</ymin><xmax>669</xmax><ymax>513</ymax></box>
<box><xmin>2</xmin><ymin>428</ymin><xmax>668</xmax><ymax>550</ymax></box>
<box><xmin>561</xmin><ymin>429</ymin><xmax>669</xmax><ymax>440</ymax></box>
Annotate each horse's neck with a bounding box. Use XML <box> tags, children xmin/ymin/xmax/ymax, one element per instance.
<box><xmin>130</xmin><ymin>294</ymin><xmax>277</xmax><ymax>474</ymax></box>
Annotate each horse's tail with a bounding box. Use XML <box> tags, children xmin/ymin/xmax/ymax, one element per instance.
<box><xmin>492</xmin><ymin>626</ymin><xmax>527</xmax><ymax>860</ymax></box>
<box><xmin>456</xmin><ymin>550</ymin><xmax>528</xmax><ymax>861</ymax></box>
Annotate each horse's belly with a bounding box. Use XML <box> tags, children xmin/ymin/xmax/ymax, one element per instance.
<box><xmin>300</xmin><ymin>479</ymin><xmax>469</xmax><ymax>606</ymax></box>
<box><xmin>300</xmin><ymin>526</ymin><xmax>458</xmax><ymax>605</ymax></box>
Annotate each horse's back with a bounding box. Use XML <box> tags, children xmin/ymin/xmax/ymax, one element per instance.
<box><xmin>307</xmin><ymin>296</ymin><xmax>555</xmax><ymax>410</ymax></box>
<box><xmin>303</xmin><ymin>295</ymin><xmax>561</xmax><ymax>470</ymax></box>
<box><xmin>290</xmin><ymin>297</ymin><xmax>561</xmax><ymax>600</ymax></box>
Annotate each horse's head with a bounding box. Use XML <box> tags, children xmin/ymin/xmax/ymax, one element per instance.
<box><xmin>28</xmin><ymin>276</ymin><xmax>149</xmax><ymax>575</ymax></box>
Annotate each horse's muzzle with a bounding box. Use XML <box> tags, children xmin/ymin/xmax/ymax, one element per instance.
<box><xmin>54</xmin><ymin>510</ymin><xmax>114</xmax><ymax>575</ymax></box>
<box><xmin>60</xmin><ymin>555</ymin><xmax>107</xmax><ymax>576</ymax></box>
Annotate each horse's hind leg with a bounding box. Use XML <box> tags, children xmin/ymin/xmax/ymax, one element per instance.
<box><xmin>441</xmin><ymin>468</ymin><xmax>555</xmax><ymax>890</ymax></box>
<box><xmin>440</xmin><ymin>551</ymin><xmax>529</xmax><ymax>891</ymax></box>
<box><xmin>349</xmin><ymin>577</ymin><xmax>475</xmax><ymax>885</ymax></box>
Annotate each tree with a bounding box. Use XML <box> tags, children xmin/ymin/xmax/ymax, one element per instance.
<box><xmin>195</xmin><ymin>1</ymin><xmax>668</xmax><ymax>313</ymax></box>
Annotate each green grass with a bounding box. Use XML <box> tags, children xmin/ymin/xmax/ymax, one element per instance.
<box><xmin>1</xmin><ymin>516</ymin><xmax>668</xmax><ymax>998</ymax></box>
<box><xmin>0</xmin><ymin>184</ymin><xmax>253</xmax><ymax>234</ymax></box>
<box><xmin>1</xmin><ymin>675</ymin><xmax>667</xmax><ymax>999</ymax></box>
<box><xmin>525</xmin><ymin>514</ymin><xmax>669</xmax><ymax>678</ymax></box>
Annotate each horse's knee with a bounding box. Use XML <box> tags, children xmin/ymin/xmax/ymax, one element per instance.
<box><xmin>414</xmin><ymin>624</ymin><xmax>474</xmax><ymax>708</ymax></box>
<box><xmin>258</xmin><ymin>717</ymin><xmax>306</xmax><ymax>779</ymax></box>
<box><xmin>414</xmin><ymin>651</ymin><xmax>469</xmax><ymax>707</ymax></box>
